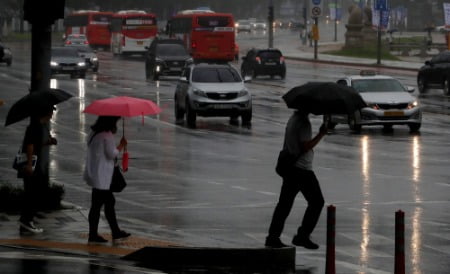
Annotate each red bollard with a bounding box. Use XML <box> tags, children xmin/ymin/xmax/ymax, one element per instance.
<box><xmin>395</xmin><ymin>210</ymin><xmax>405</xmax><ymax>274</ymax></box>
<box><xmin>325</xmin><ymin>205</ymin><xmax>336</xmax><ymax>274</ymax></box>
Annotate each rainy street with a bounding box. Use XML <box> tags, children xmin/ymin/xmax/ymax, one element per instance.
<box><xmin>1</xmin><ymin>30</ymin><xmax>450</xmax><ymax>273</ymax></box>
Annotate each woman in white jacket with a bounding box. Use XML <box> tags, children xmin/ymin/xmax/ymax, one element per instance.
<box><xmin>84</xmin><ymin>116</ymin><xmax>130</xmax><ymax>243</ymax></box>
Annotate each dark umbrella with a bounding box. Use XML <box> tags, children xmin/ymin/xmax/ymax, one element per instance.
<box><xmin>282</xmin><ymin>82</ymin><xmax>367</xmax><ymax>115</ymax></box>
<box><xmin>5</xmin><ymin>88</ymin><xmax>73</xmax><ymax>126</ymax></box>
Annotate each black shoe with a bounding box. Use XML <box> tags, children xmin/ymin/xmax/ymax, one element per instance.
<box><xmin>88</xmin><ymin>235</ymin><xmax>108</xmax><ymax>243</ymax></box>
<box><xmin>292</xmin><ymin>235</ymin><xmax>319</xmax><ymax>249</ymax></box>
<box><xmin>19</xmin><ymin>221</ymin><xmax>44</xmax><ymax>234</ymax></box>
<box><xmin>112</xmin><ymin>230</ymin><xmax>131</xmax><ymax>241</ymax></box>
<box><xmin>265</xmin><ymin>237</ymin><xmax>288</xmax><ymax>248</ymax></box>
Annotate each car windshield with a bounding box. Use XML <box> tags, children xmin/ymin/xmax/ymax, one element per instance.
<box><xmin>352</xmin><ymin>79</ymin><xmax>406</xmax><ymax>92</ymax></box>
<box><xmin>52</xmin><ymin>48</ymin><xmax>79</xmax><ymax>57</ymax></box>
<box><xmin>192</xmin><ymin>67</ymin><xmax>241</xmax><ymax>83</ymax></box>
<box><xmin>156</xmin><ymin>44</ymin><xmax>187</xmax><ymax>56</ymax></box>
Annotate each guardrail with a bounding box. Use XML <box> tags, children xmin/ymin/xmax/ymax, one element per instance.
<box><xmin>388</xmin><ymin>41</ymin><xmax>448</xmax><ymax>57</ymax></box>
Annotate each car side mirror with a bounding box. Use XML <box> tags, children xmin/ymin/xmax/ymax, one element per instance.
<box><xmin>406</xmin><ymin>86</ymin><xmax>415</xmax><ymax>93</ymax></box>
<box><xmin>244</xmin><ymin>76</ymin><xmax>252</xmax><ymax>82</ymax></box>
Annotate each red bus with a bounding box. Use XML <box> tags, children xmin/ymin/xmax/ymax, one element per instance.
<box><xmin>110</xmin><ymin>10</ymin><xmax>158</xmax><ymax>55</ymax></box>
<box><xmin>64</xmin><ymin>11</ymin><xmax>113</xmax><ymax>49</ymax></box>
<box><xmin>167</xmin><ymin>10</ymin><xmax>235</xmax><ymax>62</ymax></box>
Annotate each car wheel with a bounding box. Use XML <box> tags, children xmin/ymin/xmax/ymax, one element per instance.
<box><xmin>174</xmin><ymin>96</ymin><xmax>185</xmax><ymax>122</ymax></box>
<box><xmin>280</xmin><ymin>71</ymin><xmax>286</xmax><ymax>80</ymax></box>
<box><xmin>241</xmin><ymin>109</ymin><xmax>252</xmax><ymax>125</ymax></box>
<box><xmin>79</xmin><ymin>72</ymin><xmax>86</xmax><ymax>79</ymax></box>
<box><xmin>445</xmin><ymin>78</ymin><xmax>450</xmax><ymax>95</ymax></box>
<box><xmin>153</xmin><ymin>72</ymin><xmax>159</xmax><ymax>81</ymax></box>
<box><xmin>348</xmin><ymin>111</ymin><xmax>362</xmax><ymax>132</ymax></box>
<box><xmin>409</xmin><ymin>123</ymin><xmax>421</xmax><ymax>133</ymax></box>
<box><xmin>417</xmin><ymin>76</ymin><xmax>427</xmax><ymax>94</ymax></box>
<box><xmin>6</xmin><ymin>60</ymin><xmax>12</xmax><ymax>66</ymax></box>
<box><xmin>186</xmin><ymin>99</ymin><xmax>196</xmax><ymax>128</ymax></box>
<box><xmin>252</xmin><ymin>70</ymin><xmax>257</xmax><ymax>79</ymax></box>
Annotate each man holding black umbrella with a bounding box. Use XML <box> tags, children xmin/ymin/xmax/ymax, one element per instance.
<box><xmin>265</xmin><ymin>110</ymin><xmax>327</xmax><ymax>249</ymax></box>
<box><xmin>19</xmin><ymin>105</ymin><xmax>57</xmax><ymax>234</ymax></box>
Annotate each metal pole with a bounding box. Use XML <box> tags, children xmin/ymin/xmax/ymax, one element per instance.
<box><xmin>377</xmin><ymin>9</ymin><xmax>382</xmax><ymax>65</ymax></box>
<box><xmin>268</xmin><ymin>0</ymin><xmax>274</xmax><ymax>48</ymax></box>
<box><xmin>334</xmin><ymin>0</ymin><xmax>338</xmax><ymax>42</ymax></box>
<box><xmin>314</xmin><ymin>17</ymin><xmax>318</xmax><ymax>60</ymax></box>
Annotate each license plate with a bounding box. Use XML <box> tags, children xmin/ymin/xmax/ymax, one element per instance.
<box><xmin>213</xmin><ymin>104</ymin><xmax>232</xmax><ymax>109</ymax></box>
<box><xmin>265</xmin><ymin>62</ymin><xmax>276</xmax><ymax>65</ymax></box>
<box><xmin>384</xmin><ymin>111</ymin><xmax>404</xmax><ymax>116</ymax></box>
<box><xmin>169</xmin><ymin>67</ymin><xmax>182</xmax><ymax>71</ymax></box>
<box><xmin>137</xmin><ymin>41</ymin><xmax>143</xmax><ymax>45</ymax></box>
<box><xmin>62</xmin><ymin>67</ymin><xmax>75</xmax><ymax>70</ymax></box>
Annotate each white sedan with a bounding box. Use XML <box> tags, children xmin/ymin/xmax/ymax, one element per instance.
<box><xmin>329</xmin><ymin>71</ymin><xmax>422</xmax><ymax>132</ymax></box>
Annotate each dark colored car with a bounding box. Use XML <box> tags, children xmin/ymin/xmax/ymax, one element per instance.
<box><xmin>417</xmin><ymin>50</ymin><xmax>450</xmax><ymax>95</ymax></box>
<box><xmin>65</xmin><ymin>45</ymin><xmax>99</xmax><ymax>72</ymax></box>
<box><xmin>241</xmin><ymin>48</ymin><xmax>286</xmax><ymax>79</ymax></box>
<box><xmin>50</xmin><ymin>47</ymin><xmax>87</xmax><ymax>79</ymax></box>
<box><xmin>145</xmin><ymin>39</ymin><xmax>193</xmax><ymax>81</ymax></box>
<box><xmin>0</xmin><ymin>42</ymin><xmax>12</xmax><ymax>66</ymax></box>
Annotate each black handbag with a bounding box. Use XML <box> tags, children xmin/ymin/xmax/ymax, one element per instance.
<box><xmin>275</xmin><ymin>148</ymin><xmax>298</xmax><ymax>177</ymax></box>
<box><xmin>110</xmin><ymin>165</ymin><xmax>127</xmax><ymax>192</ymax></box>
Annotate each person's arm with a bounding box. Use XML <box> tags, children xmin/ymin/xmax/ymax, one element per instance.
<box><xmin>300</xmin><ymin>123</ymin><xmax>327</xmax><ymax>152</ymax></box>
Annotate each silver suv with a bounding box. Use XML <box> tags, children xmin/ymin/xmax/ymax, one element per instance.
<box><xmin>174</xmin><ymin>63</ymin><xmax>252</xmax><ymax>128</ymax></box>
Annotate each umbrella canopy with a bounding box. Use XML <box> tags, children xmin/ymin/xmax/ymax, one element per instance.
<box><xmin>83</xmin><ymin>96</ymin><xmax>161</xmax><ymax>117</ymax></box>
<box><xmin>282</xmin><ymin>82</ymin><xmax>367</xmax><ymax>115</ymax></box>
<box><xmin>5</xmin><ymin>88</ymin><xmax>73</xmax><ymax>126</ymax></box>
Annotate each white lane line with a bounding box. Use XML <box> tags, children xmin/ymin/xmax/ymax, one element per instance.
<box><xmin>256</xmin><ymin>191</ymin><xmax>278</xmax><ymax>196</ymax></box>
<box><xmin>231</xmin><ymin>185</ymin><xmax>248</xmax><ymax>191</ymax></box>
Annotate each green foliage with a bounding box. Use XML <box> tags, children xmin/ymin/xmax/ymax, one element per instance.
<box><xmin>0</xmin><ymin>182</ymin><xmax>65</xmax><ymax>213</ymax></box>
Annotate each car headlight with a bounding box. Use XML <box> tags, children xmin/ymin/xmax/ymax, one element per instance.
<box><xmin>238</xmin><ymin>89</ymin><xmax>249</xmax><ymax>97</ymax></box>
<box><xmin>91</xmin><ymin>57</ymin><xmax>98</xmax><ymax>62</ymax></box>
<box><xmin>366</xmin><ymin>102</ymin><xmax>379</xmax><ymax>110</ymax></box>
<box><xmin>192</xmin><ymin>88</ymin><xmax>207</xmax><ymax>97</ymax></box>
<box><xmin>77</xmin><ymin>62</ymin><xmax>86</xmax><ymax>67</ymax></box>
<box><xmin>407</xmin><ymin>100</ymin><xmax>419</xmax><ymax>109</ymax></box>
<box><xmin>50</xmin><ymin>61</ymin><xmax>58</xmax><ymax>67</ymax></box>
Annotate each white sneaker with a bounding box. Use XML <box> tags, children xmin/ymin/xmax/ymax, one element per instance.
<box><xmin>19</xmin><ymin>221</ymin><xmax>44</xmax><ymax>233</ymax></box>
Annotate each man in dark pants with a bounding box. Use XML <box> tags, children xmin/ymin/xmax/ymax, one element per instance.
<box><xmin>266</xmin><ymin>110</ymin><xmax>327</xmax><ymax>249</ymax></box>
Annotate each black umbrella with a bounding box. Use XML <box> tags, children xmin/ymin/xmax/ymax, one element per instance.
<box><xmin>5</xmin><ymin>88</ymin><xmax>73</xmax><ymax>126</ymax></box>
<box><xmin>282</xmin><ymin>82</ymin><xmax>367</xmax><ymax>115</ymax></box>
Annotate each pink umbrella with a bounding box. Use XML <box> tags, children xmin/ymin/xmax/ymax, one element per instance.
<box><xmin>83</xmin><ymin>96</ymin><xmax>161</xmax><ymax>171</ymax></box>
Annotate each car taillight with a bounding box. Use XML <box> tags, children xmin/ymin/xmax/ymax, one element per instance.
<box><xmin>255</xmin><ymin>56</ymin><xmax>261</xmax><ymax>64</ymax></box>
<box><xmin>65</xmin><ymin>40</ymin><xmax>72</xmax><ymax>45</ymax></box>
<box><xmin>280</xmin><ymin>56</ymin><xmax>285</xmax><ymax>64</ymax></box>
<box><xmin>84</xmin><ymin>40</ymin><xmax>89</xmax><ymax>45</ymax></box>
<box><xmin>192</xmin><ymin>41</ymin><xmax>197</xmax><ymax>49</ymax></box>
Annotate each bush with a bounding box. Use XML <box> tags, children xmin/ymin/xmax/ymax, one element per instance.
<box><xmin>0</xmin><ymin>182</ymin><xmax>65</xmax><ymax>213</ymax></box>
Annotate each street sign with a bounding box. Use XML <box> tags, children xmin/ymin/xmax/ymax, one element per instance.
<box><xmin>375</xmin><ymin>0</ymin><xmax>388</xmax><ymax>11</ymax></box>
<box><xmin>312</xmin><ymin>7</ymin><xmax>321</xmax><ymax>17</ymax></box>
<box><xmin>310</xmin><ymin>0</ymin><xmax>323</xmax><ymax>18</ymax></box>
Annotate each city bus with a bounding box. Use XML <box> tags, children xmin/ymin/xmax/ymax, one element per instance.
<box><xmin>110</xmin><ymin>10</ymin><xmax>158</xmax><ymax>55</ymax></box>
<box><xmin>63</xmin><ymin>11</ymin><xmax>113</xmax><ymax>49</ymax></box>
<box><xmin>166</xmin><ymin>10</ymin><xmax>235</xmax><ymax>62</ymax></box>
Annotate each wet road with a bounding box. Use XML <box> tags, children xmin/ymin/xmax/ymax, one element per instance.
<box><xmin>1</xmin><ymin>31</ymin><xmax>450</xmax><ymax>273</ymax></box>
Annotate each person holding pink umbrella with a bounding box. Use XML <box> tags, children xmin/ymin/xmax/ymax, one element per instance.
<box><xmin>84</xmin><ymin>116</ymin><xmax>130</xmax><ymax>243</ymax></box>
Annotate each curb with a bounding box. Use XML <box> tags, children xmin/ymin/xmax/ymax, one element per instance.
<box><xmin>124</xmin><ymin>246</ymin><xmax>296</xmax><ymax>273</ymax></box>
